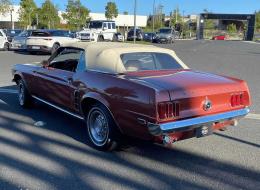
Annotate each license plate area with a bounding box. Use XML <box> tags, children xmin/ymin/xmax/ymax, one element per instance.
<box><xmin>196</xmin><ymin>125</ymin><xmax>213</xmax><ymax>138</ymax></box>
<box><xmin>32</xmin><ymin>46</ymin><xmax>40</xmax><ymax>49</ymax></box>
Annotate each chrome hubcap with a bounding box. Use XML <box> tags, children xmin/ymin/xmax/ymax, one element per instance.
<box><xmin>18</xmin><ymin>83</ymin><xmax>25</xmax><ymax>105</ymax></box>
<box><xmin>88</xmin><ymin>109</ymin><xmax>109</xmax><ymax>146</ymax></box>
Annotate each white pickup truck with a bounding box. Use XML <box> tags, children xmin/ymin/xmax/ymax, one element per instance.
<box><xmin>78</xmin><ymin>20</ymin><xmax>117</xmax><ymax>42</ymax></box>
<box><xmin>26</xmin><ymin>30</ymin><xmax>78</xmax><ymax>54</ymax></box>
<box><xmin>0</xmin><ymin>29</ymin><xmax>9</xmax><ymax>51</ymax></box>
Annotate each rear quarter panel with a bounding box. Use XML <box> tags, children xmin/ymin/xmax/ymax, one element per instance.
<box><xmin>76</xmin><ymin>71</ymin><xmax>157</xmax><ymax>140</ymax></box>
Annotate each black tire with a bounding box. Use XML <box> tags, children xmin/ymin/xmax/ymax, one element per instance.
<box><xmin>29</xmin><ymin>51</ymin><xmax>37</xmax><ymax>55</ymax></box>
<box><xmin>97</xmin><ymin>35</ymin><xmax>104</xmax><ymax>42</ymax></box>
<box><xmin>51</xmin><ymin>43</ymin><xmax>60</xmax><ymax>54</ymax></box>
<box><xmin>17</xmin><ymin>80</ymin><xmax>33</xmax><ymax>108</ymax></box>
<box><xmin>86</xmin><ymin>103</ymin><xmax>121</xmax><ymax>151</ymax></box>
<box><xmin>3</xmin><ymin>42</ymin><xmax>9</xmax><ymax>51</ymax></box>
<box><xmin>112</xmin><ymin>34</ymin><xmax>117</xmax><ymax>42</ymax></box>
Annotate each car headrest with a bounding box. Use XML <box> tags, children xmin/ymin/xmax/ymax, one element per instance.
<box><xmin>124</xmin><ymin>60</ymin><xmax>141</xmax><ymax>71</ymax></box>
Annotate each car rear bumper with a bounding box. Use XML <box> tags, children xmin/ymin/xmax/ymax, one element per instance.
<box><xmin>10</xmin><ymin>43</ymin><xmax>26</xmax><ymax>50</ymax></box>
<box><xmin>148</xmin><ymin>108</ymin><xmax>250</xmax><ymax>136</ymax></box>
<box><xmin>27</xmin><ymin>45</ymin><xmax>52</xmax><ymax>53</ymax></box>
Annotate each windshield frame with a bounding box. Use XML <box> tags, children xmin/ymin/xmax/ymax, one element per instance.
<box><xmin>159</xmin><ymin>28</ymin><xmax>172</xmax><ymax>34</ymax></box>
<box><xmin>89</xmin><ymin>21</ymin><xmax>103</xmax><ymax>29</ymax></box>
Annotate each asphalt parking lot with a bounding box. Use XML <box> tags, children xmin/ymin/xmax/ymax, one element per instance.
<box><xmin>0</xmin><ymin>40</ymin><xmax>259</xmax><ymax>190</ymax></box>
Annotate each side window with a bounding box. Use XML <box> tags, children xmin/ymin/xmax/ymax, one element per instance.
<box><xmin>108</xmin><ymin>23</ymin><xmax>111</xmax><ymax>29</ymax></box>
<box><xmin>103</xmin><ymin>23</ymin><xmax>107</xmax><ymax>29</ymax></box>
<box><xmin>76</xmin><ymin>51</ymin><xmax>87</xmax><ymax>72</ymax></box>
<box><xmin>49</xmin><ymin>48</ymin><xmax>83</xmax><ymax>72</ymax></box>
<box><xmin>112</xmin><ymin>23</ymin><xmax>116</xmax><ymax>29</ymax></box>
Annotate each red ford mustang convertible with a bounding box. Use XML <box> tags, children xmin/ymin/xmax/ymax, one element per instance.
<box><xmin>12</xmin><ymin>42</ymin><xmax>251</xmax><ymax>151</ymax></box>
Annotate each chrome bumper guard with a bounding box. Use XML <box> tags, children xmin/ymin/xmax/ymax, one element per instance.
<box><xmin>148</xmin><ymin>108</ymin><xmax>250</xmax><ymax>136</ymax></box>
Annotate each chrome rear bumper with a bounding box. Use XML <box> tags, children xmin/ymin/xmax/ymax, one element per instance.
<box><xmin>148</xmin><ymin>108</ymin><xmax>250</xmax><ymax>136</ymax></box>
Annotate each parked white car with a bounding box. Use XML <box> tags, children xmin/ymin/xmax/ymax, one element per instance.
<box><xmin>82</xmin><ymin>20</ymin><xmax>117</xmax><ymax>42</ymax></box>
<box><xmin>26</xmin><ymin>30</ymin><xmax>79</xmax><ymax>54</ymax></box>
<box><xmin>76</xmin><ymin>30</ymin><xmax>94</xmax><ymax>41</ymax></box>
<box><xmin>0</xmin><ymin>29</ymin><xmax>9</xmax><ymax>50</ymax></box>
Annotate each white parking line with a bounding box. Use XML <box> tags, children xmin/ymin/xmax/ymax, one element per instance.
<box><xmin>246</xmin><ymin>113</ymin><xmax>260</xmax><ymax>120</ymax></box>
<box><xmin>0</xmin><ymin>89</ymin><xmax>18</xmax><ymax>94</ymax></box>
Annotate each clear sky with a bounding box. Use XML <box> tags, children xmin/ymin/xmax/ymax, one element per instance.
<box><xmin>13</xmin><ymin>0</ymin><xmax>260</xmax><ymax>16</ymax></box>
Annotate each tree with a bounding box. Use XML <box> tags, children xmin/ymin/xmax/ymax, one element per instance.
<box><xmin>62</xmin><ymin>0</ymin><xmax>90</xmax><ymax>30</ymax></box>
<box><xmin>227</xmin><ymin>23</ymin><xmax>237</xmax><ymax>33</ymax></box>
<box><xmin>256</xmin><ymin>10</ymin><xmax>260</xmax><ymax>30</ymax></box>
<box><xmin>123</xmin><ymin>11</ymin><xmax>128</xmax><ymax>15</ymax></box>
<box><xmin>170</xmin><ymin>8</ymin><xmax>181</xmax><ymax>27</ymax></box>
<box><xmin>18</xmin><ymin>0</ymin><xmax>37</xmax><ymax>29</ymax></box>
<box><xmin>0</xmin><ymin>0</ymin><xmax>12</xmax><ymax>15</ymax></box>
<box><xmin>105</xmin><ymin>1</ymin><xmax>118</xmax><ymax>20</ymax></box>
<box><xmin>39</xmin><ymin>0</ymin><xmax>60</xmax><ymax>29</ymax></box>
<box><xmin>204</xmin><ymin>19</ymin><xmax>215</xmax><ymax>29</ymax></box>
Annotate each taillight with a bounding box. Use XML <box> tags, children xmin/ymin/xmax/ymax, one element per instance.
<box><xmin>231</xmin><ymin>93</ymin><xmax>244</xmax><ymax>107</ymax></box>
<box><xmin>158</xmin><ymin>102</ymin><xmax>180</xmax><ymax>120</ymax></box>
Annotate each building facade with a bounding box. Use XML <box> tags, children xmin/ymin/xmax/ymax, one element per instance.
<box><xmin>0</xmin><ymin>5</ymin><xmax>148</xmax><ymax>30</ymax></box>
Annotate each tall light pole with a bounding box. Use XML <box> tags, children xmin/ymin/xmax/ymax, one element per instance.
<box><xmin>10</xmin><ymin>8</ymin><xmax>14</xmax><ymax>29</ymax></box>
<box><xmin>152</xmin><ymin>0</ymin><xmax>155</xmax><ymax>32</ymax></box>
<box><xmin>133</xmin><ymin>0</ymin><xmax>137</xmax><ymax>43</ymax></box>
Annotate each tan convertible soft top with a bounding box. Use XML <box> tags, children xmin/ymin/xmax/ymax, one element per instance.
<box><xmin>62</xmin><ymin>42</ymin><xmax>189</xmax><ymax>73</ymax></box>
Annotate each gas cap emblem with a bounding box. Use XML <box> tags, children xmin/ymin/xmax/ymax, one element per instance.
<box><xmin>203</xmin><ymin>97</ymin><xmax>212</xmax><ymax>111</ymax></box>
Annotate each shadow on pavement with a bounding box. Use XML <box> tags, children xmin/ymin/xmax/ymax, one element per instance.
<box><xmin>214</xmin><ymin>132</ymin><xmax>260</xmax><ymax>148</ymax></box>
<box><xmin>13</xmin><ymin>50</ymin><xmax>50</xmax><ymax>56</ymax></box>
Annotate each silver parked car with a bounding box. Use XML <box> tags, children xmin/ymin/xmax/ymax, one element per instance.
<box><xmin>154</xmin><ymin>28</ymin><xmax>175</xmax><ymax>44</ymax></box>
<box><xmin>11</xmin><ymin>30</ymin><xmax>34</xmax><ymax>50</ymax></box>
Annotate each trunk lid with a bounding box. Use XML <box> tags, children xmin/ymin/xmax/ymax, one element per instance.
<box><xmin>126</xmin><ymin>69</ymin><xmax>250</xmax><ymax>119</ymax></box>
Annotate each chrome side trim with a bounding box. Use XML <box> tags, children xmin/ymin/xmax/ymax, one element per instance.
<box><xmin>148</xmin><ymin>108</ymin><xmax>250</xmax><ymax>135</ymax></box>
<box><xmin>32</xmin><ymin>96</ymin><xmax>84</xmax><ymax>120</ymax></box>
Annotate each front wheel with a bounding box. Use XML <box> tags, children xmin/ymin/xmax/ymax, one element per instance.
<box><xmin>86</xmin><ymin>104</ymin><xmax>121</xmax><ymax>151</ymax></box>
<box><xmin>18</xmin><ymin>80</ymin><xmax>33</xmax><ymax>108</ymax></box>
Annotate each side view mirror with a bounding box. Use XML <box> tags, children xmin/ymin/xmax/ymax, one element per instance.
<box><xmin>103</xmin><ymin>26</ymin><xmax>108</xmax><ymax>30</ymax></box>
<box><xmin>41</xmin><ymin>60</ymin><xmax>49</xmax><ymax>68</ymax></box>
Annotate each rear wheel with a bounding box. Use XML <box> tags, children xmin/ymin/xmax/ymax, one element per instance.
<box><xmin>112</xmin><ymin>34</ymin><xmax>117</xmax><ymax>42</ymax></box>
<box><xmin>3</xmin><ymin>42</ymin><xmax>9</xmax><ymax>51</ymax></box>
<box><xmin>86</xmin><ymin>104</ymin><xmax>121</xmax><ymax>151</ymax></box>
<box><xmin>97</xmin><ymin>35</ymin><xmax>104</xmax><ymax>42</ymax></box>
<box><xmin>51</xmin><ymin>43</ymin><xmax>60</xmax><ymax>54</ymax></box>
<box><xmin>18</xmin><ymin>80</ymin><xmax>33</xmax><ymax>108</ymax></box>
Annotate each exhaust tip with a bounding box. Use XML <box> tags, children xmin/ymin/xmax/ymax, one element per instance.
<box><xmin>162</xmin><ymin>135</ymin><xmax>176</xmax><ymax>144</ymax></box>
<box><xmin>231</xmin><ymin>119</ymin><xmax>238</xmax><ymax>126</ymax></box>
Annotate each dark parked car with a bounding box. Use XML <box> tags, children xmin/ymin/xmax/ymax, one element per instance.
<box><xmin>3</xmin><ymin>29</ymin><xmax>22</xmax><ymax>42</ymax></box>
<box><xmin>127</xmin><ymin>28</ymin><xmax>143</xmax><ymax>41</ymax></box>
<box><xmin>154</xmin><ymin>28</ymin><xmax>175</xmax><ymax>43</ymax></box>
<box><xmin>143</xmin><ymin>32</ymin><xmax>156</xmax><ymax>42</ymax></box>
<box><xmin>12</xmin><ymin>42</ymin><xmax>251</xmax><ymax>151</ymax></box>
